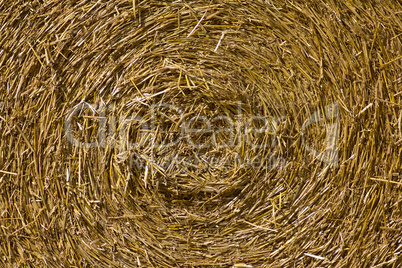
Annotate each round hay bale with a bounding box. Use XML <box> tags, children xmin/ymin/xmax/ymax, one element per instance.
<box><xmin>0</xmin><ymin>0</ymin><xmax>401</xmax><ymax>267</ymax></box>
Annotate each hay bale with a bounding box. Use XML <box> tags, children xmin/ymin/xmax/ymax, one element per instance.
<box><xmin>0</xmin><ymin>0</ymin><xmax>401</xmax><ymax>267</ymax></box>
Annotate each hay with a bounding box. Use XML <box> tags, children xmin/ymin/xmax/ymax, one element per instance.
<box><xmin>0</xmin><ymin>0</ymin><xmax>401</xmax><ymax>267</ymax></box>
